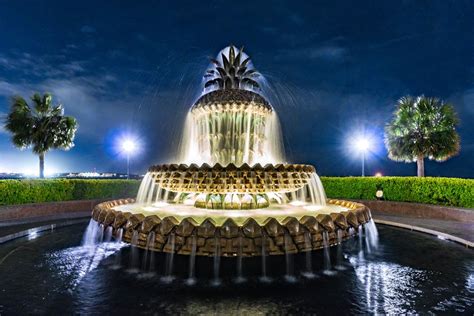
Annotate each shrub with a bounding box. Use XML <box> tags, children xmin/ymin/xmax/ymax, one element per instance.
<box><xmin>0</xmin><ymin>179</ymin><xmax>141</xmax><ymax>206</ymax></box>
<box><xmin>321</xmin><ymin>177</ymin><xmax>474</xmax><ymax>209</ymax></box>
<box><xmin>0</xmin><ymin>177</ymin><xmax>472</xmax><ymax>209</ymax></box>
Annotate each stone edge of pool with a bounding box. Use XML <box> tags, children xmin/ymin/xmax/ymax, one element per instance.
<box><xmin>374</xmin><ymin>219</ymin><xmax>473</xmax><ymax>248</ymax></box>
<box><xmin>0</xmin><ymin>199</ymin><xmax>472</xmax><ymax>248</ymax></box>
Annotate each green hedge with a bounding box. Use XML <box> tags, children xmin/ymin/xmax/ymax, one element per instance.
<box><xmin>1</xmin><ymin>177</ymin><xmax>472</xmax><ymax>209</ymax></box>
<box><xmin>321</xmin><ymin>177</ymin><xmax>474</xmax><ymax>209</ymax></box>
<box><xmin>0</xmin><ymin>179</ymin><xmax>141</xmax><ymax>206</ymax></box>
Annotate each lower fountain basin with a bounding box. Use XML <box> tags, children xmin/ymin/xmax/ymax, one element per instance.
<box><xmin>1</xmin><ymin>222</ymin><xmax>472</xmax><ymax>314</ymax></box>
<box><xmin>91</xmin><ymin>198</ymin><xmax>371</xmax><ymax>256</ymax></box>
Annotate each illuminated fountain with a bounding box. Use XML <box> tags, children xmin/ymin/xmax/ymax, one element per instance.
<box><xmin>91</xmin><ymin>46</ymin><xmax>373</xmax><ymax>259</ymax></box>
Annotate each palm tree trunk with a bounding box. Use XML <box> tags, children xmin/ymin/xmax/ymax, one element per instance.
<box><xmin>39</xmin><ymin>152</ymin><xmax>45</xmax><ymax>178</ymax></box>
<box><xmin>417</xmin><ymin>155</ymin><xmax>425</xmax><ymax>177</ymax></box>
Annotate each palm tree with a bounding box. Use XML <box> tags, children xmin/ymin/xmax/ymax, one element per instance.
<box><xmin>204</xmin><ymin>45</ymin><xmax>260</xmax><ymax>90</ymax></box>
<box><xmin>385</xmin><ymin>96</ymin><xmax>460</xmax><ymax>177</ymax></box>
<box><xmin>4</xmin><ymin>93</ymin><xmax>77</xmax><ymax>178</ymax></box>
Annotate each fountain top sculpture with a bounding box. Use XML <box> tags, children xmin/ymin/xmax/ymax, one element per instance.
<box><xmin>203</xmin><ymin>45</ymin><xmax>260</xmax><ymax>91</ymax></box>
<box><xmin>192</xmin><ymin>46</ymin><xmax>271</xmax><ymax>115</ymax></box>
<box><xmin>90</xmin><ymin>45</ymin><xmax>372</xmax><ymax>257</ymax></box>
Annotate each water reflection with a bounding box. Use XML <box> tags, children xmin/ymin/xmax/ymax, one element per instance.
<box><xmin>432</xmin><ymin>265</ymin><xmax>474</xmax><ymax>313</ymax></box>
<box><xmin>350</xmin><ymin>256</ymin><xmax>426</xmax><ymax>314</ymax></box>
<box><xmin>46</xmin><ymin>242</ymin><xmax>126</xmax><ymax>289</ymax></box>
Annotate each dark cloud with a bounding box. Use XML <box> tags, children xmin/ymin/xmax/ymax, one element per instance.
<box><xmin>80</xmin><ymin>25</ymin><xmax>96</xmax><ymax>33</ymax></box>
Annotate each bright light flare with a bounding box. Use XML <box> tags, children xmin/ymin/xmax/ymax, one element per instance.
<box><xmin>354</xmin><ymin>137</ymin><xmax>371</xmax><ymax>152</ymax></box>
<box><xmin>121</xmin><ymin>139</ymin><xmax>137</xmax><ymax>154</ymax></box>
<box><xmin>114</xmin><ymin>133</ymin><xmax>142</xmax><ymax>158</ymax></box>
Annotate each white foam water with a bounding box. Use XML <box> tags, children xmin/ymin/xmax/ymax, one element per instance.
<box><xmin>81</xmin><ymin>220</ymin><xmax>101</xmax><ymax>246</ymax></box>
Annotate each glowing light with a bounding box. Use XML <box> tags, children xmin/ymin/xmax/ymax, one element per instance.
<box><xmin>374</xmin><ymin>172</ymin><xmax>383</xmax><ymax>177</ymax></box>
<box><xmin>122</xmin><ymin>139</ymin><xmax>137</xmax><ymax>154</ymax></box>
<box><xmin>115</xmin><ymin>133</ymin><xmax>142</xmax><ymax>178</ymax></box>
<box><xmin>349</xmin><ymin>134</ymin><xmax>375</xmax><ymax>177</ymax></box>
<box><xmin>354</xmin><ymin>137</ymin><xmax>371</xmax><ymax>152</ymax></box>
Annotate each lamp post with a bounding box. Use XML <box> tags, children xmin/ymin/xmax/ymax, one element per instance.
<box><xmin>121</xmin><ymin>139</ymin><xmax>137</xmax><ymax>179</ymax></box>
<box><xmin>355</xmin><ymin>137</ymin><xmax>370</xmax><ymax>177</ymax></box>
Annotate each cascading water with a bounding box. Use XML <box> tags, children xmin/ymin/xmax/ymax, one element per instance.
<box><xmin>162</xmin><ymin>234</ymin><xmax>175</xmax><ymax>283</ymax></box>
<box><xmin>211</xmin><ymin>234</ymin><xmax>221</xmax><ymax>286</ymax></box>
<box><xmin>104</xmin><ymin>226</ymin><xmax>113</xmax><ymax>242</ymax></box>
<box><xmin>235</xmin><ymin>233</ymin><xmax>245</xmax><ymax>283</ymax></box>
<box><xmin>128</xmin><ymin>231</ymin><xmax>140</xmax><ymax>273</ymax></box>
<box><xmin>302</xmin><ymin>230</ymin><xmax>316</xmax><ymax>279</ymax></box>
<box><xmin>365</xmin><ymin>220</ymin><xmax>379</xmax><ymax>251</ymax></box>
<box><xmin>82</xmin><ymin>220</ymin><xmax>101</xmax><ymax>246</ymax></box>
<box><xmin>322</xmin><ymin>231</ymin><xmax>336</xmax><ymax>276</ymax></box>
<box><xmin>335</xmin><ymin>230</ymin><xmax>346</xmax><ymax>271</ymax></box>
<box><xmin>178</xmin><ymin>109</ymin><xmax>285</xmax><ymax>167</ymax></box>
<box><xmin>148</xmin><ymin>232</ymin><xmax>156</xmax><ymax>273</ymax></box>
<box><xmin>186</xmin><ymin>233</ymin><xmax>197</xmax><ymax>286</ymax></box>
<box><xmin>141</xmin><ymin>233</ymin><xmax>155</xmax><ymax>272</ymax></box>
<box><xmin>111</xmin><ymin>228</ymin><xmax>124</xmax><ymax>270</ymax></box>
<box><xmin>284</xmin><ymin>231</ymin><xmax>296</xmax><ymax>283</ymax></box>
<box><xmin>260</xmin><ymin>231</ymin><xmax>270</xmax><ymax>283</ymax></box>
<box><xmin>358</xmin><ymin>225</ymin><xmax>365</xmax><ymax>261</ymax></box>
<box><xmin>98</xmin><ymin>224</ymin><xmax>105</xmax><ymax>243</ymax></box>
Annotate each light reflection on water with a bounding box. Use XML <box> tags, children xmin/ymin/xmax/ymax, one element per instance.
<box><xmin>350</xmin><ymin>256</ymin><xmax>426</xmax><ymax>314</ymax></box>
<box><xmin>432</xmin><ymin>266</ymin><xmax>474</xmax><ymax>313</ymax></box>
<box><xmin>46</xmin><ymin>242</ymin><xmax>126</xmax><ymax>289</ymax></box>
<box><xmin>467</xmin><ymin>272</ymin><xmax>474</xmax><ymax>293</ymax></box>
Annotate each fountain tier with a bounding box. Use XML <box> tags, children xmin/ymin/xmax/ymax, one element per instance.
<box><xmin>179</xmin><ymin>89</ymin><xmax>284</xmax><ymax>167</ymax></box>
<box><xmin>92</xmin><ymin>198</ymin><xmax>371</xmax><ymax>257</ymax></box>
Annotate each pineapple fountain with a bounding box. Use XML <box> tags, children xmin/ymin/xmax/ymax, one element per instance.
<box><xmin>90</xmin><ymin>46</ymin><xmax>373</xmax><ymax>260</ymax></box>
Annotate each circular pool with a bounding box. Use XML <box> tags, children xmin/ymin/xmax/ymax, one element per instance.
<box><xmin>0</xmin><ymin>221</ymin><xmax>472</xmax><ymax>314</ymax></box>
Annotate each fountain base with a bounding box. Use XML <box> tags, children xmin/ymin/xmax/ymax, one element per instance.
<box><xmin>91</xmin><ymin>198</ymin><xmax>371</xmax><ymax>257</ymax></box>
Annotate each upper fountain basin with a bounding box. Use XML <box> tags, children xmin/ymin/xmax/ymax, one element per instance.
<box><xmin>147</xmin><ymin>163</ymin><xmax>316</xmax><ymax>194</ymax></box>
<box><xmin>191</xmin><ymin>89</ymin><xmax>272</xmax><ymax>115</ymax></box>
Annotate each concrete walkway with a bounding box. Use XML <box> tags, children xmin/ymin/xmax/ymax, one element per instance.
<box><xmin>372</xmin><ymin>210</ymin><xmax>474</xmax><ymax>248</ymax></box>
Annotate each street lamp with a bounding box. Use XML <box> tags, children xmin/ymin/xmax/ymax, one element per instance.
<box><xmin>354</xmin><ymin>137</ymin><xmax>370</xmax><ymax>177</ymax></box>
<box><xmin>121</xmin><ymin>139</ymin><xmax>137</xmax><ymax>179</ymax></box>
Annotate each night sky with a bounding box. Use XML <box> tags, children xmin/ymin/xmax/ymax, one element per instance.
<box><xmin>0</xmin><ymin>0</ymin><xmax>473</xmax><ymax>177</ymax></box>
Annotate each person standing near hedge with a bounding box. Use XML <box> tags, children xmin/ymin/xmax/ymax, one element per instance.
<box><xmin>4</xmin><ymin>93</ymin><xmax>78</xmax><ymax>178</ymax></box>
